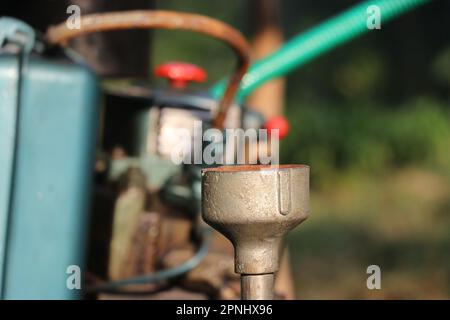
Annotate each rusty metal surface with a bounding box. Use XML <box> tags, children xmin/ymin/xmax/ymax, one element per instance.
<box><xmin>201</xmin><ymin>164</ymin><xmax>310</xmax><ymax>300</ymax></box>
<box><xmin>99</xmin><ymin>287</ymin><xmax>208</xmax><ymax>300</ymax></box>
<box><xmin>46</xmin><ymin>10</ymin><xmax>251</xmax><ymax>130</ymax></box>
<box><xmin>108</xmin><ymin>186</ymin><xmax>146</xmax><ymax>280</ymax></box>
<box><xmin>126</xmin><ymin>212</ymin><xmax>161</xmax><ymax>276</ymax></box>
<box><xmin>162</xmin><ymin>245</ymin><xmax>239</xmax><ymax>299</ymax></box>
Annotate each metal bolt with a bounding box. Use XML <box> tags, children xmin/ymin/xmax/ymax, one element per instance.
<box><xmin>201</xmin><ymin>164</ymin><xmax>309</xmax><ymax>300</ymax></box>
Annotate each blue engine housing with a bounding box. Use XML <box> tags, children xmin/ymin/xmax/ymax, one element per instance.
<box><xmin>0</xmin><ymin>21</ymin><xmax>99</xmax><ymax>299</ymax></box>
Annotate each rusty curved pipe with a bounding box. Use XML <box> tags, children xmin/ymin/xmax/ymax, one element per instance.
<box><xmin>46</xmin><ymin>10</ymin><xmax>251</xmax><ymax>129</ymax></box>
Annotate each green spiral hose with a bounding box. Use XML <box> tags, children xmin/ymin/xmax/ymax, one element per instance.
<box><xmin>210</xmin><ymin>0</ymin><xmax>432</xmax><ymax>102</ymax></box>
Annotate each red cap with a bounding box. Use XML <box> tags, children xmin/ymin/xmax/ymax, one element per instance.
<box><xmin>263</xmin><ymin>116</ymin><xmax>290</xmax><ymax>139</ymax></box>
<box><xmin>154</xmin><ymin>62</ymin><xmax>207</xmax><ymax>89</ymax></box>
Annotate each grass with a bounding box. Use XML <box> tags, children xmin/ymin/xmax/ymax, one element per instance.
<box><xmin>287</xmin><ymin>166</ymin><xmax>450</xmax><ymax>299</ymax></box>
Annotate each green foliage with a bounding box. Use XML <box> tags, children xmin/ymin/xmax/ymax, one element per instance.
<box><xmin>281</xmin><ymin>98</ymin><xmax>450</xmax><ymax>186</ymax></box>
<box><xmin>431</xmin><ymin>46</ymin><xmax>450</xmax><ymax>86</ymax></box>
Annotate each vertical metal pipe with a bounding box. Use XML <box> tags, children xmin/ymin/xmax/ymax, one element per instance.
<box><xmin>241</xmin><ymin>274</ymin><xmax>274</xmax><ymax>300</ymax></box>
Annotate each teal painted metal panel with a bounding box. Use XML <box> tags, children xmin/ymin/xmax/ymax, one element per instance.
<box><xmin>0</xmin><ymin>55</ymin><xmax>20</xmax><ymax>295</ymax></box>
<box><xmin>0</xmin><ymin>53</ymin><xmax>99</xmax><ymax>299</ymax></box>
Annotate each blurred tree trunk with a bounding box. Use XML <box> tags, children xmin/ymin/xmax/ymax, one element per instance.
<box><xmin>247</xmin><ymin>0</ymin><xmax>285</xmax><ymax>118</ymax></box>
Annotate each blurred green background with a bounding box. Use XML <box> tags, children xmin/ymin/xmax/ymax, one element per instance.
<box><xmin>152</xmin><ymin>0</ymin><xmax>449</xmax><ymax>298</ymax></box>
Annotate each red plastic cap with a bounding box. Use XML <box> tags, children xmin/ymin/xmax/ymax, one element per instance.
<box><xmin>154</xmin><ymin>62</ymin><xmax>207</xmax><ymax>89</ymax></box>
<box><xmin>263</xmin><ymin>116</ymin><xmax>290</xmax><ymax>139</ymax></box>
